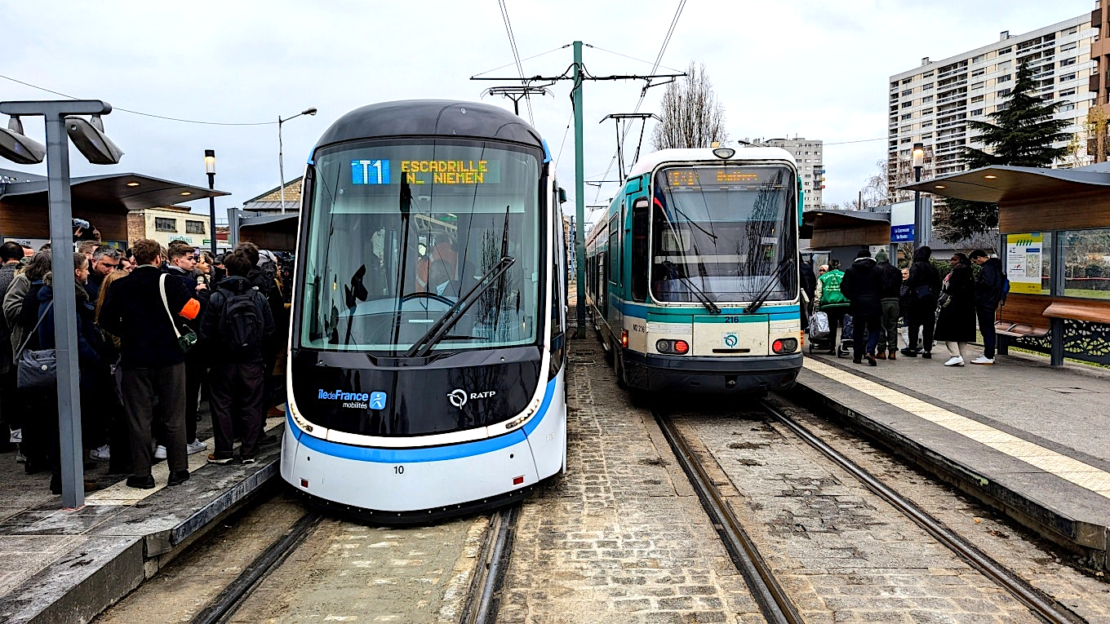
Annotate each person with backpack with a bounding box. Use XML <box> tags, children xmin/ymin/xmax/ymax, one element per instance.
<box><xmin>969</xmin><ymin>249</ymin><xmax>1006</xmax><ymax>365</ymax></box>
<box><xmin>199</xmin><ymin>251</ymin><xmax>275</xmax><ymax>465</ymax></box>
<box><xmin>814</xmin><ymin>259</ymin><xmax>850</xmax><ymax>354</ymax></box>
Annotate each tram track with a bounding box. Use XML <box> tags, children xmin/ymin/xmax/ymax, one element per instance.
<box><xmin>759</xmin><ymin>398</ymin><xmax>1082</xmax><ymax>624</ymax></box>
<box><xmin>183</xmin><ymin>500</ymin><xmax>521</xmax><ymax>624</ymax></box>
<box><xmin>654</xmin><ymin>400</ymin><xmax>1084</xmax><ymax>624</ymax></box>
<box><xmin>190</xmin><ymin>510</ymin><xmax>323</xmax><ymax>624</ymax></box>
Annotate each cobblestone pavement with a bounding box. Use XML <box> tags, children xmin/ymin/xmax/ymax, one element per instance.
<box><xmin>231</xmin><ymin>513</ymin><xmax>488</xmax><ymax>623</ymax></box>
<box><xmin>499</xmin><ymin>338</ymin><xmax>764</xmax><ymax>624</ymax></box>
<box><xmin>765</xmin><ymin>394</ymin><xmax>1110</xmax><ymax>623</ymax></box>
<box><xmin>678</xmin><ymin>392</ymin><xmax>1109</xmax><ymax>623</ymax></box>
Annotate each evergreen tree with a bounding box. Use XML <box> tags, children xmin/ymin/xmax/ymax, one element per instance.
<box><xmin>936</xmin><ymin>62</ymin><xmax>1071</xmax><ymax>243</ymax></box>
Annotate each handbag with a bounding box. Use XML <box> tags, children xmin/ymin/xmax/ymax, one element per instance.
<box><xmin>914</xmin><ymin>284</ymin><xmax>933</xmax><ymax>300</ymax></box>
<box><xmin>160</xmin><ymin>274</ymin><xmax>198</xmax><ymax>354</ymax></box>
<box><xmin>937</xmin><ymin>292</ymin><xmax>952</xmax><ymax>309</ymax></box>
<box><xmin>16</xmin><ymin>301</ymin><xmax>57</xmax><ymax>389</ymax></box>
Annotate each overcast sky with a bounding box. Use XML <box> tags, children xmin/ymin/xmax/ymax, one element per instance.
<box><xmin>1</xmin><ymin>0</ymin><xmax>1094</xmax><ymax>221</ymax></box>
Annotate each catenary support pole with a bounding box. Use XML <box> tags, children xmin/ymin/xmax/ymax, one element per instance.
<box><xmin>573</xmin><ymin>41</ymin><xmax>586</xmax><ymax>338</ymax></box>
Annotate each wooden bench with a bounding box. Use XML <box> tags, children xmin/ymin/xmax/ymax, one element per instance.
<box><xmin>1042</xmin><ymin>300</ymin><xmax>1110</xmax><ymax>325</ymax></box>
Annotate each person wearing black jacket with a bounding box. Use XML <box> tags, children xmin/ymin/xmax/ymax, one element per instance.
<box><xmin>901</xmin><ymin>246</ymin><xmax>942</xmax><ymax>359</ymax></box>
<box><xmin>199</xmin><ymin>251</ymin><xmax>275</xmax><ymax>464</ymax></box>
<box><xmin>934</xmin><ymin>253</ymin><xmax>977</xmax><ymax>366</ymax></box>
<box><xmin>840</xmin><ymin>249</ymin><xmax>883</xmax><ymax>365</ymax></box>
<box><xmin>969</xmin><ymin>250</ymin><xmax>1004</xmax><ymax>365</ymax></box>
<box><xmin>99</xmin><ymin>239</ymin><xmax>201</xmax><ymax>489</ymax></box>
<box><xmin>165</xmin><ymin>242</ymin><xmax>209</xmax><ymax>457</ymax></box>
<box><xmin>875</xmin><ymin>258</ymin><xmax>903</xmax><ymax>360</ymax></box>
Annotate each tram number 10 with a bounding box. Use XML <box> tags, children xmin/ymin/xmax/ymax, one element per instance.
<box><xmin>394</xmin><ymin>465</ymin><xmax>405</xmax><ymax>475</ymax></box>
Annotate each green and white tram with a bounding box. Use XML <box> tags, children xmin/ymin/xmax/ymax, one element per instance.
<box><xmin>584</xmin><ymin>146</ymin><xmax>803</xmax><ymax>394</ymax></box>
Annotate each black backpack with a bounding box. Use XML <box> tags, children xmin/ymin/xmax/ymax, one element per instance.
<box><xmin>218</xmin><ymin>286</ymin><xmax>263</xmax><ymax>357</ymax></box>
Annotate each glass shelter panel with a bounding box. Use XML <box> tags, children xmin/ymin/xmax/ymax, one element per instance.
<box><xmin>1061</xmin><ymin>228</ymin><xmax>1110</xmax><ymax>300</ymax></box>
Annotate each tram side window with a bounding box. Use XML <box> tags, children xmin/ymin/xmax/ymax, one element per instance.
<box><xmin>608</xmin><ymin>217</ymin><xmax>620</xmax><ymax>285</ymax></box>
<box><xmin>630</xmin><ymin>197</ymin><xmax>649</xmax><ymax>301</ymax></box>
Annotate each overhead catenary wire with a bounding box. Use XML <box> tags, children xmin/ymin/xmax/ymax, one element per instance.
<box><xmin>496</xmin><ymin>0</ymin><xmax>534</xmax><ymax>126</ymax></box>
<box><xmin>593</xmin><ymin>0</ymin><xmax>687</xmax><ymax>202</ymax></box>
<box><xmin>0</xmin><ymin>72</ymin><xmax>277</xmax><ymax>126</ymax></box>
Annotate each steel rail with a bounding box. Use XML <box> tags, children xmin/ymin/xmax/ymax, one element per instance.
<box><xmin>191</xmin><ymin>511</ymin><xmax>323</xmax><ymax>624</ymax></box>
<box><xmin>653</xmin><ymin>409</ymin><xmax>803</xmax><ymax>624</ymax></box>
<box><xmin>466</xmin><ymin>504</ymin><xmax>521</xmax><ymax>624</ymax></box>
<box><xmin>760</xmin><ymin>399</ymin><xmax>1080</xmax><ymax>624</ymax></box>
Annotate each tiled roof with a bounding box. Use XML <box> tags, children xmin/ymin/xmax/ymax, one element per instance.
<box><xmin>244</xmin><ymin>177</ymin><xmax>303</xmax><ymax>206</ymax></box>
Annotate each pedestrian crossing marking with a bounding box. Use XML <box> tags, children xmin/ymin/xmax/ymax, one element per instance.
<box><xmin>804</xmin><ymin>359</ymin><xmax>1110</xmax><ymax>501</ymax></box>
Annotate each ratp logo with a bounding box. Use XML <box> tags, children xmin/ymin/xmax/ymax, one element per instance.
<box><xmin>448</xmin><ymin>389</ymin><xmax>468</xmax><ymax>408</ymax></box>
<box><xmin>723</xmin><ymin>333</ymin><xmax>739</xmax><ymax>348</ymax></box>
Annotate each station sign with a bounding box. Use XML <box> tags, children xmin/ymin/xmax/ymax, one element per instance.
<box><xmin>890</xmin><ymin>200</ymin><xmax>914</xmax><ymax>243</ymax></box>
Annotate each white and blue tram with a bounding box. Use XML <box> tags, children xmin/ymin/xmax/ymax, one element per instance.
<box><xmin>584</xmin><ymin>147</ymin><xmax>803</xmax><ymax>394</ymax></box>
<box><xmin>281</xmin><ymin>100</ymin><xmax>568</xmax><ymax>521</ymax></box>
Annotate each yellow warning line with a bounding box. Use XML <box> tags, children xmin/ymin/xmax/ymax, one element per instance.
<box><xmin>804</xmin><ymin>359</ymin><xmax>1110</xmax><ymax>499</ymax></box>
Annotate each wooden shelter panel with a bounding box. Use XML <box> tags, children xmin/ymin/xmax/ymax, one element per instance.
<box><xmin>0</xmin><ymin>202</ymin><xmax>127</xmax><ymax>242</ymax></box>
<box><xmin>809</xmin><ymin>222</ymin><xmax>890</xmax><ymax>248</ymax></box>
<box><xmin>239</xmin><ymin>228</ymin><xmax>297</xmax><ymax>253</ymax></box>
<box><xmin>1000</xmin><ymin>190</ymin><xmax>1110</xmax><ymax>233</ymax></box>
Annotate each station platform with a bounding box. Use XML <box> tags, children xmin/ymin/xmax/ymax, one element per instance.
<box><xmin>0</xmin><ymin>412</ymin><xmax>284</xmax><ymax>624</ymax></box>
<box><xmin>794</xmin><ymin>346</ymin><xmax>1110</xmax><ymax>570</ymax></box>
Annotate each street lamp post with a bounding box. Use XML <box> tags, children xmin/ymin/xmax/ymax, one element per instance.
<box><xmin>278</xmin><ymin>107</ymin><xmax>317</xmax><ymax>213</ymax></box>
<box><xmin>912</xmin><ymin>142</ymin><xmax>925</xmax><ymax>249</ymax></box>
<box><xmin>205</xmin><ymin>149</ymin><xmax>216</xmax><ymax>255</ymax></box>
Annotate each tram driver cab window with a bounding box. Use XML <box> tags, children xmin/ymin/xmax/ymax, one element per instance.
<box><xmin>416</xmin><ymin>232</ymin><xmax>459</xmax><ymax>293</ymax></box>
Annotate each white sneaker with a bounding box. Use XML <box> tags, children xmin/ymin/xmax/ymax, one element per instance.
<box><xmin>154</xmin><ymin>445</ymin><xmax>167</xmax><ymax>460</ymax></box>
<box><xmin>971</xmin><ymin>356</ymin><xmax>994</xmax><ymax>365</ymax></box>
<box><xmin>89</xmin><ymin>444</ymin><xmax>110</xmax><ymax>461</ymax></box>
<box><xmin>944</xmin><ymin>356</ymin><xmax>965</xmax><ymax>367</ymax></box>
<box><xmin>187</xmin><ymin>439</ymin><xmax>208</xmax><ymax>455</ymax></box>
<box><xmin>9</xmin><ymin>428</ymin><xmax>21</xmax><ymax>444</ymax></box>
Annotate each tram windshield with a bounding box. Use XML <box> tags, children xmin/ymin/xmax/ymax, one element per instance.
<box><xmin>299</xmin><ymin>139</ymin><xmax>542</xmax><ymax>353</ymax></box>
<box><xmin>651</xmin><ymin>165</ymin><xmax>797</xmax><ymax>305</ymax></box>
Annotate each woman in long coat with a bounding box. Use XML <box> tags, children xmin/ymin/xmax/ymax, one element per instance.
<box><xmin>933</xmin><ymin>253</ymin><xmax>976</xmax><ymax>366</ymax></box>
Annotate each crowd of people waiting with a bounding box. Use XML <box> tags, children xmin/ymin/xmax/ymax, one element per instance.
<box><xmin>0</xmin><ymin>235</ymin><xmax>287</xmax><ymax>494</ymax></box>
<box><xmin>804</xmin><ymin>246</ymin><xmax>1008</xmax><ymax>368</ymax></box>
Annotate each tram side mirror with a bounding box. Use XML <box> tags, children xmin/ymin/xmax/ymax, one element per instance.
<box><xmin>0</xmin><ymin>116</ymin><xmax>46</xmax><ymax>164</ymax></box>
<box><xmin>65</xmin><ymin>115</ymin><xmax>124</xmax><ymax>165</ymax></box>
<box><xmin>558</xmin><ymin>188</ymin><xmax>567</xmax><ymax>204</ymax></box>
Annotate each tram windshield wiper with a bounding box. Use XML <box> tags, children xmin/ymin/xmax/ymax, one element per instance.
<box><xmin>404</xmin><ymin>255</ymin><xmax>516</xmax><ymax>358</ymax></box>
<box><xmin>661</xmin><ymin>260</ymin><xmax>721</xmax><ymax>315</ymax></box>
<box><xmin>745</xmin><ymin>257</ymin><xmax>793</xmax><ymax>314</ymax></box>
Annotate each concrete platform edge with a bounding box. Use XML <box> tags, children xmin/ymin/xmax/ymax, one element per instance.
<box><xmin>789</xmin><ymin>380</ymin><xmax>1110</xmax><ymax>570</ymax></box>
<box><xmin>0</xmin><ymin>454</ymin><xmax>281</xmax><ymax>624</ymax></box>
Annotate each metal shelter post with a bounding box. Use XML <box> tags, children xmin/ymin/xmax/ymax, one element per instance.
<box><xmin>573</xmin><ymin>41</ymin><xmax>586</xmax><ymax>338</ymax></box>
<box><xmin>0</xmin><ymin>99</ymin><xmax>114</xmax><ymax>509</ymax></box>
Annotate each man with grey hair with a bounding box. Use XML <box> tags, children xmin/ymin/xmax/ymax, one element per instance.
<box><xmin>86</xmin><ymin>246</ymin><xmax>122</xmax><ymax>300</ymax></box>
